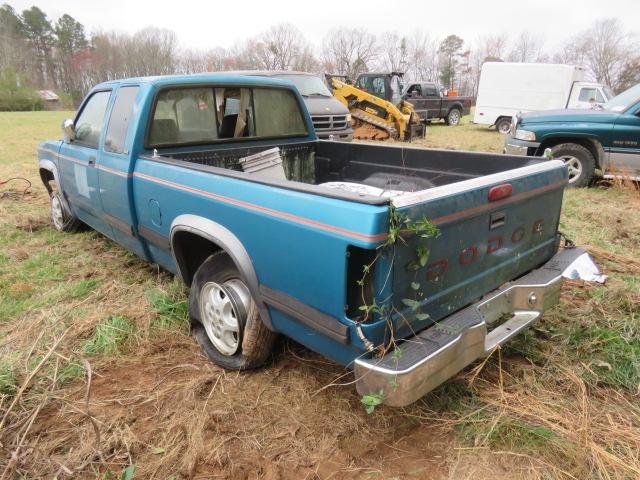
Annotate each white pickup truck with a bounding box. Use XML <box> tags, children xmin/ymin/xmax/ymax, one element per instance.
<box><xmin>473</xmin><ymin>62</ymin><xmax>613</xmax><ymax>133</ymax></box>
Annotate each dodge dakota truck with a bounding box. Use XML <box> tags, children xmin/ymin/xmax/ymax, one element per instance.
<box><xmin>37</xmin><ymin>73</ymin><xmax>591</xmax><ymax>407</ymax></box>
<box><xmin>505</xmin><ymin>83</ymin><xmax>640</xmax><ymax>187</ymax></box>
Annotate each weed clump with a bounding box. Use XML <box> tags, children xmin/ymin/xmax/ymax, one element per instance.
<box><xmin>84</xmin><ymin>316</ymin><xmax>137</xmax><ymax>356</ymax></box>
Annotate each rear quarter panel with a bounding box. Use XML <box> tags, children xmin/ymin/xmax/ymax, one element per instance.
<box><xmin>132</xmin><ymin>157</ymin><xmax>390</xmax><ymax>364</ymax></box>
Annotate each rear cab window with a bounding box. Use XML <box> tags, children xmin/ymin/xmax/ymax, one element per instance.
<box><xmin>147</xmin><ymin>85</ymin><xmax>307</xmax><ymax>148</ymax></box>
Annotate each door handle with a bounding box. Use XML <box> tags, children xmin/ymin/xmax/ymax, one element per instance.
<box><xmin>87</xmin><ymin>156</ymin><xmax>96</xmax><ymax>166</ymax></box>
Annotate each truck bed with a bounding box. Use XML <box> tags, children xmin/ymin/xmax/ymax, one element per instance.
<box><xmin>153</xmin><ymin>140</ymin><xmax>543</xmax><ymax>204</ymax></box>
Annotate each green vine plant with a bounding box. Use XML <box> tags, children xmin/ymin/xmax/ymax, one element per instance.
<box><xmin>357</xmin><ymin>204</ymin><xmax>440</xmax><ymax>413</ymax></box>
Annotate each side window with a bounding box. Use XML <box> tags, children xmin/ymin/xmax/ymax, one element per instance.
<box><xmin>596</xmin><ymin>89</ymin><xmax>605</xmax><ymax>103</ymax></box>
<box><xmin>371</xmin><ymin>78</ymin><xmax>386</xmax><ymax>96</ymax></box>
<box><xmin>407</xmin><ymin>85</ymin><xmax>422</xmax><ymax>96</ymax></box>
<box><xmin>424</xmin><ymin>85</ymin><xmax>439</xmax><ymax>96</ymax></box>
<box><xmin>579</xmin><ymin>88</ymin><xmax>597</xmax><ymax>102</ymax></box>
<box><xmin>74</xmin><ymin>91</ymin><xmax>111</xmax><ymax>148</ymax></box>
<box><xmin>253</xmin><ymin>88</ymin><xmax>307</xmax><ymax>137</ymax></box>
<box><xmin>105</xmin><ymin>86</ymin><xmax>139</xmax><ymax>154</ymax></box>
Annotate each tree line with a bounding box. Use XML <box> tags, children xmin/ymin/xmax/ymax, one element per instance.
<box><xmin>1</xmin><ymin>2</ymin><xmax>639</xmax><ymax>107</ymax></box>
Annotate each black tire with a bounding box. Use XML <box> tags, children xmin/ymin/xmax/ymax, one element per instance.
<box><xmin>549</xmin><ymin>143</ymin><xmax>596</xmax><ymax>188</ymax></box>
<box><xmin>50</xmin><ymin>192</ymin><xmax>82</xmax><ymax>232</ymax></box>
<box><xmin>496</xmin><ymin>117</ymin><xmax>512</xmax><ymax>134</ymax></box>
<box><xmin>189</xmin><ymin>252</ymin><xmax>276</xmax><ymax>370</ymax></box>
<box><xmin>445</xmin><ymin>108</ymin><xmax>462</xmax><ymax>126</ymax></box>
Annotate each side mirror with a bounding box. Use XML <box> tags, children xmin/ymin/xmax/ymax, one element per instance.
<box><xmin>62</xmin><ymin>118</ymin><xmax>75</xmax><ymax>143</ymax></box>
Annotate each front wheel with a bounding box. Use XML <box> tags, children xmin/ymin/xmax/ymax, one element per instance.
<box><xmin>496</xmin><ymin>117</ymin><xmax>512</xmax><ymax>134</ymax></box>
<box><xmin>549</xmin><ymin>143</ymin><xmax>595</xmax><ymax>187</ymax></box>
<box><xmin>445</xmin><ymin>108</ymin><xmax>461</xmax><ymax>126</ymax></box>
<box><xmin>50</xmin><ymin>192</ymin><xmax>82</xmax><ymax>232</ymax></box>
<box><xmin>189</xmin><ymin>252</ymin><xmax>276</xmax><ymax>370</ymax></box>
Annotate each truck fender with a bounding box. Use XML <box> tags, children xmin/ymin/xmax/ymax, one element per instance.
<box><xmin>170</xmin><ymin>214</ymin><xmax>274</xmax><ymax>331</ymax></box>
<box><xmin>38</xmin><ymin>158</ymin><xmax>59</xmax><ymax>195</ymax></box>
<box><xmin>39</xmin><ymin>159</ymin><xmax>75</xmax><ymax>216</ymax></box>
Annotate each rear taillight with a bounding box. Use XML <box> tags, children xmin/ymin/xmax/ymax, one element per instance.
<box><xmin>488</xmin><ymin>184</ymin><xmax>513</xmax><ymax>202</ymax></box>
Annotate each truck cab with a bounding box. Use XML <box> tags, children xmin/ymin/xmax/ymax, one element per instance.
<box><xmin>567</xmin><ymin>82</ymin><xmax>614</xmax><ymax>110</ymax></box>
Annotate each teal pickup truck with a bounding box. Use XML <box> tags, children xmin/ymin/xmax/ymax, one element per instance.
<box><xmin>37</xmin><ymin>73</ymin><xmax>595</xmax><ymax>407</ymax></box>
<box><xmin>505</xmin><ymin>83</ymin><xmax>640</xmax><ymax>187</ymax></box>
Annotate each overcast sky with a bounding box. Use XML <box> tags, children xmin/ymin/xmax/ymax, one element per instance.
<box><xmin>8</xmin><ymin>0</ymin><xmax>640</xmax><ymax>51</ymax></box>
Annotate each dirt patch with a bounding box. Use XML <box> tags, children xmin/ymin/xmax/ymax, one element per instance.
<box><xmin>21</xmin><ymin>337</ymin><xmax>450</xmax><ymax>479</ymax></box>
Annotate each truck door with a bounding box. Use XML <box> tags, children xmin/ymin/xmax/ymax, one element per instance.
<box><xmin>98</xmin><ymin>85</ymin><xmax>150</xmax><ymax>258</ymax></box>
<box><xmin>58</xmin><ymin>89</ymin><xmax>114</xmax><ymax>236</ymax></box>
<box><xmin>422</xmin><ymin>84</ymin><xmax>441</xmax><ymax>119</ymax></box>
<box><xmin>404</xmin><ymin>84</ymin><xmax>426</xmax><ymax>120</ymax></box>
<box><xmin>609</xmin><ymin>103</ymin><xmax>640</xmax><ymax>178</ymax></box>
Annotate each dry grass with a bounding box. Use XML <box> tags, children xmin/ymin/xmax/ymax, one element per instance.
<box><xmin>0</xmin><ymin>111</ymin><xmax>639</xmax><ymax>479</ymax></box>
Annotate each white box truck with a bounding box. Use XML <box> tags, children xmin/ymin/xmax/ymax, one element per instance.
<box><xmin>473</xmin><ymin>62</ymin><xmax>613</xmax><ymax>133</ymax></box>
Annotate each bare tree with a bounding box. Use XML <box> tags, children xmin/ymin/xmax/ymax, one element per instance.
<box><xmin>508</xmin><ymin>31</ymin><xmax>545</xmax><ymax>62</ymax></box>
<box><xmin>583</xmin><ymin>18</ymin><xmax>632</xmax><ymax>91</ymax></box>
<box><xmin>253</xmin><ymin>23</ymin><xmax>313</xmax><ymax>70</ymax></box>
<box><xmin>322</xmin><ymin>28</ymin><xmax>378</xmax><ymax>79</ymax></box>
<box><xmin>405</xmin><ymin>31</ymin><xmax>439</xmax><ymax>82</ymax></box>
<box><xmin>377</xmin><ymin>32</ymin><xmax>409</xmax><ymax>72</ymax></box>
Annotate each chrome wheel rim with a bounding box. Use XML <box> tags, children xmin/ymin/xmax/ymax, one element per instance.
<box><xmin>199</xmin><ymin>279</ymin><xmax>249</xmax><ymax>356</ymax></box>
<box><xmin>449</xmin><ymin>111</ymin><xmax>460</xmax><ymax>125</ymax></box>
<box><xmin>51</xmin><ymin>195</ymin><xmax>64</xmax><ymax>230</ymax></box>
<box><xmin>498</xmin><ymin>121</ymin><xmax>511</xmax><ymax>134</ymax></box>
<box><xmin>560</xmin><ymin>155</ymin><xmax>583</xmax><ymax>183</ymax></box>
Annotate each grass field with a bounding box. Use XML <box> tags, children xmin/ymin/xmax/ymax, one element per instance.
<box><xmin>0</xmin><ymin>111</ymin><xmax>639</xmax><ymax>479</ymax></box>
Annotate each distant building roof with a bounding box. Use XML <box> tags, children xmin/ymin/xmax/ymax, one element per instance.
<box><xmin>37</xmin><ymin>90</ymin><xmax>59</xmax><ymax>101</ymax></box>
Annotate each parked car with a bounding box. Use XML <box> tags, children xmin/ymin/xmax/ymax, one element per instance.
<box><xmin>38</xmin><ymin>73</ymin><xmax>590</xmax><ymax>407</ymax></box>
<box><xmin>474</xmin><ymin>62</ymin><xmax>613</xmax><ymax>133</ymax></box>
<box><xmin>403</xmin><ymin>82</ymin><xmax>473</xmax><ymax>125</ymax></box>
<box><xmin>505</xmin><ymin>83</ymin><xmax>640</xmax><ymax>187</ymax></box>
<box><xmin>236</xmin><ymin>70</ymin><xmax>353</xmax><ymax>141</ymax></box>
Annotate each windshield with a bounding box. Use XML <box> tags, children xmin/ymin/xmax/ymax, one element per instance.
<box><xmin>603</xmin><ymin>86</ymin><xmax>615</xmax><ymax>101</ymax></box>
<box><xmin>603</xmin><ymin>84</ymin><xmax>640</xmax><ymax>112</ymax></box>
<box><xmin>275</xmin><ymin>74</ymin><xmax>331</xmax><ymax>97</ymax></box>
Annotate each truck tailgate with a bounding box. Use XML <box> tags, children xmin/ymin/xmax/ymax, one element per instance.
<box><xmin>389</xmin><ymin>160</ymin><xmax>568</xmax><ymax>338</ymax></box>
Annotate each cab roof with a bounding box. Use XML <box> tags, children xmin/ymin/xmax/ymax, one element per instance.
<box><xmin>91</xmin><ymin>73</ymin><xmax>297</xmax><ymax>90</ymax></box>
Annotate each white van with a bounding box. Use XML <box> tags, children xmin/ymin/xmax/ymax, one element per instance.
<box><xmin>473</xmin><ymin>62</ymin><xmax>613</xmax><ymax>133</ymax></box>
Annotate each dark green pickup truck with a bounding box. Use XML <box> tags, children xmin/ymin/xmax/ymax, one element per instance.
<box><xmin>505</xmin><ymin>83</ymin><xmax>640</xmax><ymax>187</ymax></box>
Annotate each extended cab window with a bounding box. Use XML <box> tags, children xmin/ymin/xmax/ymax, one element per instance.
<box><xmin>424</xmin><ymin>85</ymin><xmax>439</xmax><ymax>96</ymax></box>
<box><xmin>74</xmin><ymin>91</ymin><xmax>111</xmax><ymax>148</ymax></box>
<box><xmin>105</xmin><ymin>86</ymin><xmax>139</xmax><ymax>154</ymax></box>
<box><xmin>148</xmin><ymin>86</ymin><xmax>306</xmax><ymax>148</ymax></box>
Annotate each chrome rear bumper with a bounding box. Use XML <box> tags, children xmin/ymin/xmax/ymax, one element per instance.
<box><xmin>354</xmin><ymin>247</ymin><xmax>588</xmax><ymax>407</ymax></box>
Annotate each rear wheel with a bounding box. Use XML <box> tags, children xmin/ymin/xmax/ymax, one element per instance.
<box><xmin>496</xmin><ymin>117</ymin><xmax>512</xmax><ymax>134</ymax></box>
<box><xmin>549</xmin><ymin>143</ymin><xmax>595</xmax><ymax>187</ymax></box>
<box><xmin>189</xmin><ymin>252</ymin><xmax>276</xmax><ymax>370</ymax></box>
<box><xmin>445</xmin><ymin>108</ymin><xmax>461</xmax><ymax>126</ymax></box>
